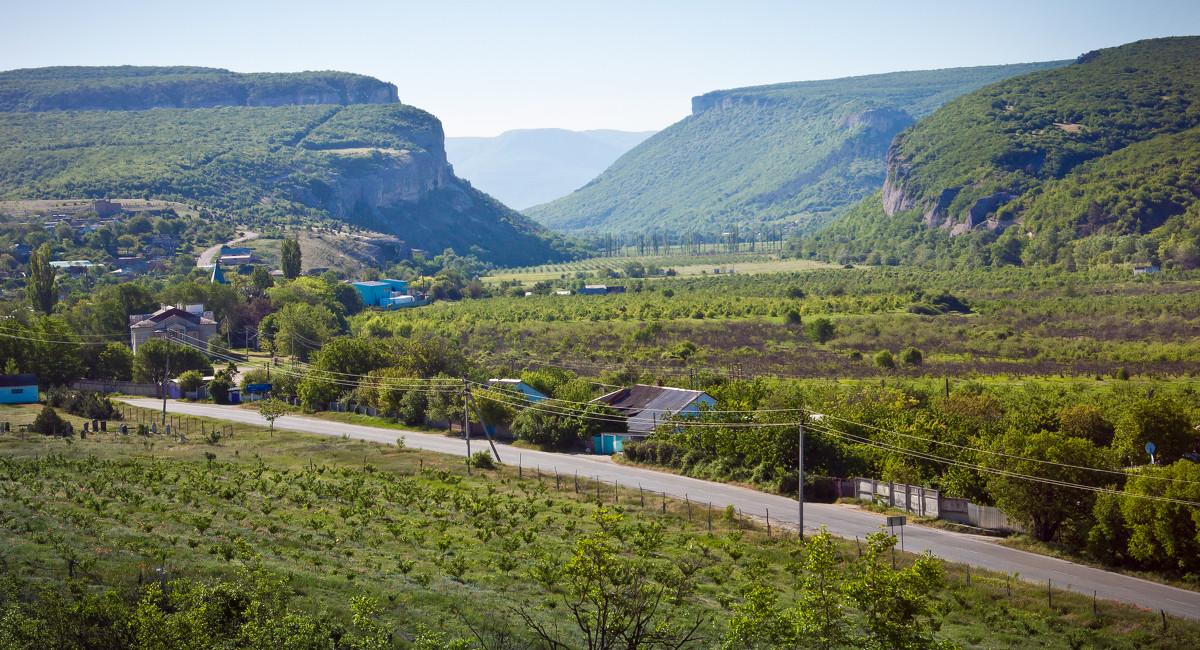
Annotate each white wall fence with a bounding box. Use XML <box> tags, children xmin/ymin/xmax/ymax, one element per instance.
<box><xmin>855</xmin><ymin>477</ymin><xmax>1025</xmax><ymax>533</ymax></box>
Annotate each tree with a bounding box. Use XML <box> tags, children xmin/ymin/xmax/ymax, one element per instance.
<box><xmin>514</xmin><ymin>509</ymin><xmax>704</xmax><ymax>650</ymax></box>
<box><xmin>843</xmin><ymin>531</ymin><xmax>951</xmax><ymax>650</ymax></box>
<box><xmin>1113</xmin><ymin>396</ymin><xmax>1199</xmax><ymax>466</ymax></box>
<box><xmin>251</xmin><ymin>266</ymin><xmax>274</xmax><ymax>291</ymax></box>
<box><xmin>874</xmin><ymin>350</ymin><xmax>895</xmax><ymax>370</ymax></box>
<box><xmin>31</xmin><ymin>406</ymin><xmax>70</xmax><ymax>436</ymax></box>
<box><xmin>795</xmin><ymin>528</ymin><xmax>853</xmax><ymax>649</ymax></box>
<box><xmin>26</xmin><ymin>243</ymin><xmax>57</xmax><ymax>314</ymax></box>
<box><xmin>258</xmin><ymin>398</ymin><xmax>293</xmax><ymax>436</ymax></box>
<box><xmin>806</xmin><ymin>317</ymin><xmax>835</xmax><ymax>344</ymax></box>
<box><xmin>985</xmin><ymin>429</ymin><xmax>1109</xmax><ymax>542</ymax></box>
<box><xmin>133</xmin><ymin>339</ymin><xmax>213</xmax><ymax>385</ymax></box>
<box><xmin>280</xmin><ymin>236</ymin><xmax>301</xmax><ymax>279</ymax></box>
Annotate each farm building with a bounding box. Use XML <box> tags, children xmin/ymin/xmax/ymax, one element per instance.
<box><xmin>578</xmin><ymin>284</ymin><xmax>625</xmax><ymax>295</ymax></box>
<box><xmin>0</xmin><ymin>374</ymin><xmax>39</xmax><ymax>404</ymax></box>
<box><xmin>351</xmin><ymin>279</ymin><xmax>413</xmax><ymax>309</ymax></box>
<box><xmin>589</xmin><ymin>383</ymin><xmax>716</xmax><ymax>454</ymax></box>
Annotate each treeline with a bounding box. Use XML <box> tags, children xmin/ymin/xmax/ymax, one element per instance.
<box><xmin>626</xmin><ymin>378</ymin><xmax>1200</xmax><ymax>578</ymax></box>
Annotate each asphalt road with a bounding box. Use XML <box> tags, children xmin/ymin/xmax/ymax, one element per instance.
<box><xmin>196</xmin><ymin>231</ymin><xmax>258</xmax><ymax>268</ymax></box>
<box><xmin>124</xmin><ymin>398</ymin><xmax>1200</xmax><ymax>620</ymax></box>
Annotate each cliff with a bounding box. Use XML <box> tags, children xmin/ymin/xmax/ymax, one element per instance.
<box><xmin>0</xmin><ymin>66</ymin><xmax>577</xmax><ymax>266</ymax></box>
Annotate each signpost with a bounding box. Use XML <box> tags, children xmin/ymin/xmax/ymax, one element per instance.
<box><xmin>1146</xmin><ymin>442</ymin><xmax>1157</xmax><ymax>465</ymax></box>
<box><xmin>887</xmin><ymin>515</ymin><xmax>907</xmax><ymax>554</ymax></box>
<box><xmin>245</xmin><ymin>383</ymin><xmax>272</xmax><ymax>393</ymax></box>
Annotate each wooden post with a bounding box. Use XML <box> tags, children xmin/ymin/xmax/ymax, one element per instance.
<box><xmin>685</xmin><ymin>495</ymin><xmax>691</xmax><ymax>522</ymax></box>
<box><xmin>708</xmin><ymin>503</ymin><xmax>712</xmax><ymax>532</ymax></box>
<box><xmin>639</xmin><ymin>483</ymin><xmax>644</xmax><ymax>507</ymax></box>
<box><xmin>614</xmin><ymin>480</ymin><xmax>618</xmax><ymax>503</ymax></box>
<box><xmin>1048</xmin><ymin>580</ymin><xmax>1052</xmax><ymax>608</ymax></box>
<box><xmin>1093</xmin><ymin>591</ymin><xmax>1097</xmax><ymax>617</ymax></box>
<box><xmin>766</xmin><ymin>508</ymin><xmax>771</xmax><ymax>537</ymax></box>
<box><xmin>574</xmin><ymin>471</ymin><xmax>579</xmax><ymax>493</ymax></box>
<box><xmin>662</xmin><ymin>492</ymin><xmax>666</xmax><ymax>514</ymax></box>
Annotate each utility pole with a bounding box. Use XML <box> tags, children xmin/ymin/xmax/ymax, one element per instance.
<box><xmin>162</xmin><ymin>336</ymin><xmax>170</xmax><ymax>425</ymax></box>
<box><xmin>798</xmin><ymin>416</ymin><xmax>804</xmax><ymax>539</ymax></box>
<box><xmin>463</xmin><ymin>377</ymin><xmax>472</xmax><ymax>474</ymax></box>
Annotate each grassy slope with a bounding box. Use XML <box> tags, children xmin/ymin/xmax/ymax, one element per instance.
<box><xmin>1</xmin><ymin>402</ymin><xmax>1196</xmax><ymax>648</ymax></box>
<box><xmin>526</xmin><ymin>62</ymin><xmax>1066</xmax><ymax>237</ymax></box>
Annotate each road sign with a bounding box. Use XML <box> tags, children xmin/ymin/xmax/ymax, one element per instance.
<box><xmin>246</xmin><ymin>383</ymin><xmax>272</xmax><ymax>393</ymax></box>
<box><xmin>1145</xmin><ymin>442</ymin><xmax>1156</xmax><ymax>454</ymax></box>
<box><xmin>886</xmin><ymin>516</ymin><xmax>907</xmax><ymax>527</ymax></box>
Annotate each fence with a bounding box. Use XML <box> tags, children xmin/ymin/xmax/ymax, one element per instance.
<box><xmin>72</xmin><ymin>380</ymin><xmax>161</xmax><ymax>397</ymax></box>
<box><xmin>855</xmin><ymin>477</ymin><xmax>1024</xmax><ymax>533</ymax></box>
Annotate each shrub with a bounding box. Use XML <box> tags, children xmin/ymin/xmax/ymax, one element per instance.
<box><xmin>875</xmin><ymin>350</ymin><xmax>895</xmax><ymax>369</ymax></box>
<box><xmin>44</xmin><ymin>388</ymin><xmax>120</xmax><ymax>420</ymax></box>
<box><xmin>208</xmin><ymin>376</ymin><xmax>233</xmax><ymax>404</ymax></box>
<box><xmin>784</xmin><ymin>309</ymin><xmax>802</xmax><ymax>325</ymax></box>
<box><xmin>30</xmin><ymin>406</ymin><xmax>70</xmax><ymax>435</ymax></box>
<box><xmin>469</xmin><ymin>451</ymin><xmax>497</xmax><ymax>470</ymax></box>
<box><xmin>806</xmin><ymin>318</ymin><xmax>835</xmax><ymax>344</ymax></box>
<box><xmin>899</xmin><ymin>347</ymin><xmax>924</xmax><ymax>366</ymax></box>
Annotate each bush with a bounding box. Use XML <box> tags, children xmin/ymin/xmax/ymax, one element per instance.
<box><xmin>784</xmin><ymin>309</ymin><xmax>802</xmax><ymax>325</ymax></box>
<box><xmin>806</xmin><ymin>317</ymin><xmax>835</xmax><ymax>344</ymax></box>
<box><xmin>31</xmin><ymin>406</ymin><xmax>70</xmax><ymax>436</ymax></box>
<box><xmin>239</xmin><ymin>368</ymin><xmax>270</xmax><ymax>392</ymax></box>
<box><xmin>208</xmin><ymin>376</ymin><xmax>233</xmax><ymax>404</ymax></box>
<box><xmin>899</xmin><ymin>347</ymin><xmax>924</xmax><ymax>366</ymax></box>
<box><xmin>178</xmin><ymin>370</ymin><xmax>204</xmax><ymax>394</ymax></box>
<box><xmin>875</xmin><ymin>350</ymin><xmax>895</xmax><ymax>369</ymax></box>
<box><xmin>469</xmin><ymin>451</ymin><xmax>497</xmax><ymax>470</ymax></box>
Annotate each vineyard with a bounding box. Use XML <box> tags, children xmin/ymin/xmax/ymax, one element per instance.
<box><xmin>1</xmin><ymin>403</ymin><xmax>1196</xmax><ymax>647</ymax></box>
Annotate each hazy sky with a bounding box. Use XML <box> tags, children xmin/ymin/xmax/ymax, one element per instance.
<box><xmin>2</xmin><ymin>1</ymin><xmax>1197</xmax><ymax>136</ymax></box>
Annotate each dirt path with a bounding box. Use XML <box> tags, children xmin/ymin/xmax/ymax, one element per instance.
<box><xmin>197</xmin><ymin>231</ymin><xmax>259</xmax><ymax>268</ymax></box>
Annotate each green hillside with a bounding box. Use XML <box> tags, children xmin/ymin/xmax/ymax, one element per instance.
<box><xmin>526</xmin><ymin>62</ymin><xmax>1066</xmax><ymax>238</ymax></box>
<box><xmin>804</xmin><ymin>36</ymin><xmax>1200</xmax><ymax>269</ymax></box>
<box><xmin>0</xmin><ymin>67</ymin><xmax>582</xmax><ymax>267</ymax></box>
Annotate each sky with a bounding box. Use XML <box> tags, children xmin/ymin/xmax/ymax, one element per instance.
<box><xmin>2</xmin><ymin>1</ymin><xmax>1198</xmax><ymax>137</ymax></box>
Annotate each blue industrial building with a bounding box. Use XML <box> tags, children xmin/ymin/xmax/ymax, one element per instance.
<box><xmin>0</xmin><ymin>374</ymin><xmax>39</xmax><ymax>404</ymax></box>
<box><xmin>350</xmin><ymin>279</ymin><xmax>413</xmax><ymax>309</ymax></box>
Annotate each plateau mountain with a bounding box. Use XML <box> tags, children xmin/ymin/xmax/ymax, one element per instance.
<box><xmin>0</xmin><ymin>66</ymin><xmax>583</xmax><ymax>266</ymax></box>
<box><xmin>525</xmin><ymin>61</ymin><xmax>1067</xmax><ymax>238</ymax></box>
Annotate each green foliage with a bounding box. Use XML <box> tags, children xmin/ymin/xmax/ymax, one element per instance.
<box><xmin>806</xmin><ymin>317</ymin><xmax>835</xmax><ymax>344</ymax></box>
<box><xmin>899</xmin><ymin>347</ymin><xmax>924</xmax><ymax>366</ymax></box>
<box><xmin>280</xmin><ymin>237</ymin><xmax>301</xmax><ymax>280</ymax></box>
<box><xmin>43</xmin><ymin>388</ymin><xmax>119</xmax><ymax>420</ymax></box>
<box><xmin>815</xmin><ymin>37</ymin><xmax>1200</xmax><ymax>270</ymax></box>
<box><xmin>177</xmin><ymin>370</ymin><xmax>204</xmax><ymax>394</ymax></box>
<box><xmin>132</xmin><ymin>339</ymin><xmax>213</xmax><ymax>385</ymax></box>
<box><xmin>25</xmin><ymin>243</ymin><xmax>55</xmax><ymax>314</ymax></box>
<box><xmin>258</xmin><ymin>398</ymin><xmax>293</xmax><ymax>435</ymax></box>
<box><xmin>469</xmin><ymin>450</ymin><xmax>497</xmax><ymax>470</ymax></box>
<box><xmin>29</xmin><ymin>406</ymin><xmax>70</xmax><ymax>435</ymax></box>
<box><xmin>874</xmin><ymin>350</ymin><xmax>895</xmax><ymax>370</ymax></box>
<box><xmin>984</xmin><ymin>429</ymin><xmax>1110</xmax><ymax>542</ymax></box>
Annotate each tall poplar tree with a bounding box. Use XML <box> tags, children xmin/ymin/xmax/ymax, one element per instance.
<box><xmin>280</xmin><ymin>236</ymin><xmax>302</xmax><ymax>279</ymax></box>
<box><xmin>26</xmin><ymin>243</ymin><xmax>57</xmax><ymax>314</ymax></box>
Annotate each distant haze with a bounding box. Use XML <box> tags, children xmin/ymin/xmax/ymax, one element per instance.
<box><xmin>445</xmin><ymin>129</ymin><xmax>655</xmax><ymax>210</ymax></box>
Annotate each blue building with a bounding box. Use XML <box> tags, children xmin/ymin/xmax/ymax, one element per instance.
<box><xmin>0</xmin><ymin>374</ymin><xmax>39</xmax><ymax>404</ymax></box>
<box><xmin>487</xmin><ymin>379</ymin><xmax>549</xmax><ymax>402</ymax></box>
<box><xmin>351</xmin><ymin>279</ymin><xmax>411</xmax><ymax>308</ymax></box>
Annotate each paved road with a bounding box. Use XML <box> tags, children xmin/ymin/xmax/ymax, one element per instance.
<box><xmin>124</xmin><ymin>399</ymin><xmax>1200</xmax><ymax>620</ymax></box>
<box><xmin>197</xmin><ymin>231</ymin><xmax>258</xmax><ymax>268</ymax></box>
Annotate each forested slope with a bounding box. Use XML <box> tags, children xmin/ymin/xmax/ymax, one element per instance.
<box><xmin>0</xmin><ymin>66</ymin><xmax>583</xmax><ymax>266</ymax></box>
<box><xmin>803</xmin><ymin>36</ymin><xmax>1200</xmax><ymax>269</ymax></box>
<box><xmin>526</xmin><ymin>62</ymin><xmax>1066</xmax><ymax>237</ymax></box>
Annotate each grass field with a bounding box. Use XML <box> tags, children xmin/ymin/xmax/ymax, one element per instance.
<box><xmin>2</xmin><ymin>401</ymin><xmax>1198</xmax><ymax>648</ymax></box>
<box><xmin>482</xmin><ymin>252</ymin><xmax>842</xmax><ymax>283</ymax></box>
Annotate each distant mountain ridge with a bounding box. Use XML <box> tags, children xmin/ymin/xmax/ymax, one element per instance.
<box><xmin>0</xmin><ymin>66</ymin><xmax>583</xmax><ymax>266</ymax></box>
<box><xmin>526</xmin><ymin>61</ymin><xmax>1068</xmax><ymax>237</ymax></box>
<box><xmin>446</xmin><ymin>128</ymin><xmax>655</xmax><ymax>209</ymax></box>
